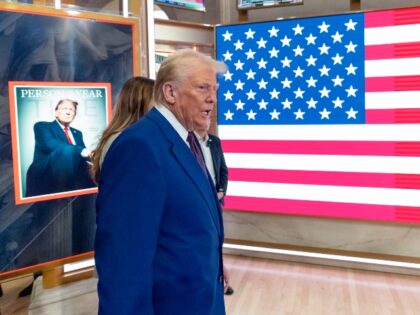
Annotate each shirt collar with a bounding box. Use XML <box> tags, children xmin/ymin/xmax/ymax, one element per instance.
<box><xmin>155</xmin><ymin>104</ymin><xmax>189</xmax><ymax>145</ymax></box>
<box><xmin>56</xmin><ymin>119</ymin><xmax>69</xmax><ymax>130</ymax></box>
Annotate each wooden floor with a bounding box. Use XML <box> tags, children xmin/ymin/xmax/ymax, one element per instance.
<box><xmin>1</xmin><ymin>254</ymin><xmax>420</xmax><ymax>314</ymax></box>
<box><xmin>224</xmin><ymin>255</ymin><xmax>420</xmax><ymax>315</ymax></box>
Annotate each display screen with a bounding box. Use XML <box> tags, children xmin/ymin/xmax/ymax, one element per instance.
<box><xmin>0</xmin><ymin>5</ymin><xmax>136</xmax><ymax>275</ymax></box>
<box><xmin>215</xmin><ymin>6</ymin><xmax>420</xmax><ymax>223</ymax></box>
<box><xmin>155</xmin><ymin>0</ymin><xmax>205</xmax><ymax>12</ymax></box>
<box><xmin>238</xmin><ymin>0</ymin><xmax>303</xmax><ymax>10</ymax></box>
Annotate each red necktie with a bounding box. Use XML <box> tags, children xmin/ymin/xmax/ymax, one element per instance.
<box><xmin>64</xmin><ymin>126</ymin><xmax>73</xmax><ymax>144</ymax></box>
<box><xmin>187</xmin><ymin>132</ymin><xmax>207</xmax><ymax>176</ymax></box>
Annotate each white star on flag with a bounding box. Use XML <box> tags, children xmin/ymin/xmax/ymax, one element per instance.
<box><xmin>246</xmin><ymin>89</ymin><xmax>256</xmax><ymax>100</ymax></box>
<box><xmin>246</xmin><ymin>109</ymin><xmax>257</xmax><ymax>120</ymax></box>
<box><xmin>269</xmin><ymin>47</ymin><xmax>280</xmax><ymax>58</ymax></box>
<box><xmin>345</xmin><ymin>41</ymin><xmax>358</xmax><ymax>53</ymax></box>
<box><xmin>281</xmin><ymin>77</ymin><xmax>293</xmax><ymax>88</ymax></box>
<box><xmin>224</xmin><ymin>90</ymin><xmax>233</xmax><ymax>100</ymax></box>
<box><xmin>269</xmin><ymin>68</ymin><xmax>280</xmax><ymax>78</ymax></box>
<box><xmin>257</xmin><ymin>79</ymin><xmax>268</xmax><ymax>89</ymax></box>
<box><xmin>305</xmin><ymin>34</ymin><xmax>317</xmax><ymax>45</ymax></box>
<box><xmin>281</xmin><ymin>35</ymin><xmax>292</xmax><ymax>46</ymax></box>
<box><xmin>245</xmin><ymin>28</ymin><xmax>255</xmax><ymax>39</ymax></box>
<box><xmin>235</xmin><ymin>100</ymin><xmax>245</xmax><ymax>110</ymax></box>
<box><xmin>294</xmin><ymin>108</ymin><xmax>305</xmax><ymax>119</ymax></box>
<box><xmin>257</xmin><ymin>38</ymin><xmax>267</xmax><ymax>48</ymax></box>
<box><xmin>318</xmin><ymin>21</ymin><xmax>330</xmax><ymax>33</ymax></box>
<box><xmin>319</xmin><ymin>108</ymin><xmax>331</xmax><ymax>119</ymax></box>
<box><xmin>306</xmin><ymin>98</ymin><xmax>318</xmax><ymax>109</ymax></box>
<box><xmin>234</xmin><ymin>60</ymin><xmax>244</xmax><ymax>70</ymax></box>
<box><xmin>331</xmin><ymin>31</ymin><xmax>343</xmax><ymax>43</ymax></box>
<box><xmin>223</xmin><ymin>51</ymin><xmax>233</xmax><ymax>61</ymax></box>
<box><xmin>258</xmin><ymin>99</ymin><xmax>268</xmax><ymax>109</ymax></box>
<box><xmin>270</xmin><ymin>109</ymin><xmax>280</xmax><ymax>119</ymax></box>
<box><xmin>345</xmin><ymin>63</ymin><xmax>357</xmax><ymax>75</ymax></box>
<box><xmin>234</xmin><ymin>40</ymin><xmax>244</xmax><ymax>50</ymax></box>
<box><xmin>269</xmin><ymin>88</ymin><xmax>280</xmax><ymax>99</ymax></box>
<box><xmin>268</xmin><ymin>26</ymin><xmax>279</xmax><ymax>37</ymax></box>
<box><xmin>344</xmin><ymin>18</ymin><xmax>357</xmax><ymax>30</ymax></box>
<box><xmin>223</xmin><ymin>110</ymin><xmax>233</xmax><ymax>120</ymax></box>
<box><xmin>332</xmin><ymin>97</ymin><xmax>344</xmax><ymax>108</ymax></box>
<box><xmin>234</xmin><ymin>80</ymin><xmax>245</xmax><ymax>90</ymax></box>
<box><xmin>246</xmin><ymin>69</ymin><xmax>256</xmax><ymax>80</ymax></box>
<box><xmin>257</xmin><ymin>58</ymin><xmax>268</xmax><ymax>69</ymax></box>
<box><xmin>245</xmin><ymin>49</ymin><xmax>256</xmax><ymax>59</ymax></box>
<box><xmin>306</xmin><ymin>55</ymin><xmax>317</xmax><ymax>66</ymax></box>
<box><xmin>293</xmin><ymin>24</ymin><xmax>304</xmax><ymax>35</ymax></box>
<box><xmin>222</xmin><ymin>30</ymin><xmax>232</xmax><ymax>41</ymax></box>
<box><xmin>346</xmin><ymin>85</ymin><xmax>358</xmax><ymax>97</ymax></box>
<box><xmin>345</xmin><ymin>107</ymin><xmax>358</xmax><ymax>119</ymax></box>
<box><xmin>332</xmin><ymin>75</ymin><xmax>344</xmax><ymax>86</ymax></box>
<box><xmin>319</xmin><ymin>86</ymin><xmax>331</xmax><ymax>98</ymax></box>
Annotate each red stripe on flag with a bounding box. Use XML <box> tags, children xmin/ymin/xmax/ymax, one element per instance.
<box><xmin>365</xmin><ymin>75</ymin><xmax>420</xmax><ymax>92</ymax></box>
<box><xmin>365</xmin><ymin>7</ymin><xmax>420</xmax><ymax>28</ymax></box>
<box><xmin>365</xmin><ymin>42</ymin><xmax>420</xmax><ymax>60</ymax></box>
<box><xmin>222</xmin><ymin>140</ymin><xmax>420</xmax><ymax>156</ymax></box>
<box><xmin>224</xmin><ymin>196</ymin><xmax>420</xmax><ymax>223</ymax></box>
<box><xmin>395</xmin><ymin>207</ymin><xmax>420</xmax><ymax>221</ymax></box>
<box><xmin>366</xmin><ymin>109</ymin><xmax>420</xmax><ymax>124</ymax></box>
<box><xmin>229</xmin><ymin>169</ymin><xmax>420</xmax><ymax>189</ymax></box>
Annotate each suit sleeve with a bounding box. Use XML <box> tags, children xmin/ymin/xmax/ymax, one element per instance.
<box><xmin>34</xmin><ymin>122</ymin><xmax>84</xmax><ymax>155</ymax></box>
<box><xmin>95</xmin><ymin>136</ymin><xmax>166</xmax><ymax>315</ymax></box>
<box><xmin>216</xmin><ymin>137</ymin><xmax>228</xmax><ymax>194</ymax></box>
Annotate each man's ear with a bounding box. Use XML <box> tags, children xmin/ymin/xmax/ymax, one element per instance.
<box><xmin>162</xmin><ymin>82</ymin><xmax>176</xmax><ymax>105</ymax></box>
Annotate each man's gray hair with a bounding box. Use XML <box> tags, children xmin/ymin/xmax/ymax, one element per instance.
<box><xmin>154</xmin><ymin>49</ymin><xmax>226</xmax><ymax>105</ymax></box>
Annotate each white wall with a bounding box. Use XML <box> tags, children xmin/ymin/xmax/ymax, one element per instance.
<box><xmin>361</xmin><ymin>0</ymin><xmax>420</xmax><ymax>10</ymax></box>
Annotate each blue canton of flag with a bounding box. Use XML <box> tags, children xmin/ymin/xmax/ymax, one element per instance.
<box><xmin>216</xmin><ymin>13</ymin><xmax>365</xmax><ymax>125</ymax></box>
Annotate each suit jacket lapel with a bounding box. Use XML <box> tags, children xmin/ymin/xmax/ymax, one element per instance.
<box><xmin>52</xmin><ymin>120</ymin><xmax>69</xmax><ymax>143</ymax></box>
<box><xmin>147</xmin><ymin>109</ymin><xmax>222</xmax><ymax>237</ymax></box>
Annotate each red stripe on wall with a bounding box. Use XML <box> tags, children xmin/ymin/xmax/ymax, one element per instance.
<box><xmin>221</xmin><ymin>140</ymin><xmax>420</xmax><ymax>156</ymax></box>
<box><xmin>229</xmin><ymin>168</ymin><xmax>420</xmax><ymax>189</ymax></box>
<box><xmin>224</xmin><ymin>196</ymin><xmax>420</xmax><ymax>223</ymax></box>
<box><xmin>366</xmin><ymin>109</ymin><xmax>420</xmax><ymax>124</ymax></box>
<box><xmin>365</xmin><ymin>42</ymin><xmax>420</xmax><ymax>60</ymax></box>
<box><xmin>365</xmin><ymin>75</ymin><xmax>420</xmax><ymax>92</ymax></box>
<box><xmin>365</xmin><ymin>7</ymin><xmax>420</xmax><ymax>28</ymax></box>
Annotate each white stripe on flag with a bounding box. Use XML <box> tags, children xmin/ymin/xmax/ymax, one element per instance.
<box><xmin>228</xmin><ymin>181</ymin><xmax>420</xmax><ymax>207</ymax></box>
<box><xmin>219</xmin><ymin>125</ymin><xmax>420</xmax><ymax>141</ymax></box>
<box><xmin>365</xmin><ymin>24</ymin><xmax>420</xmax><ymax>45</ymax></box>
<box><xmin>366</xmin><ymin>91</ymin><xmax>420</xmax><ymax>109</ymax></box>
<box><xmin>365</xmin><ymin>57</ymin><xmax>420</xmax><ymax>77</ymax></box>
<box><xmin>225</xmin><ymin>153</ymin><xmax>420</xmax><ymax>175</ymax></box>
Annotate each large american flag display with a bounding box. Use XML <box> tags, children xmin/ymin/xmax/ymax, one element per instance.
<box><xmin>215</xmin><ymin>7</ymin><xmax>420</xmax><ymax>223</ymax></box>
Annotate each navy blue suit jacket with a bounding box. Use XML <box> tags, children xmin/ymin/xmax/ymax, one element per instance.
<box><xmin>208</xmin><ymin>134</ymin><xmax>228</xmax><ymax>205</ymax></box>
<box><xmin>26</xmin><ymin>120</ymin><xmax>93</xmax><ymax>196</ymax></box>
<box><xmin>95</xmin><ymin>108</ymin><xmax>225</xmax><ymax>315</ymax></box>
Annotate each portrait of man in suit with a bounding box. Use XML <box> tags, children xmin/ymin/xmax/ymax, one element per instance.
<box><xmin>26</xmin><ymin>98</ymin><xmax>95</xmax><ymax>197</ymax></box>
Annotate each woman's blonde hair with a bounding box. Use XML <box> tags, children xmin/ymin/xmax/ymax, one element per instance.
<box><xmin>91</xmin><ymin>76</ymin><xmax>154</xmax><ymax>183</ymax></box>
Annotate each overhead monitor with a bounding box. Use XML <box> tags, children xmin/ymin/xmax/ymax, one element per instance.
<box><xmin>155</xmin><ymin>0</ymin><xmax>205</xmax><ymax>11</ymax></box>
<box><xmin>238</xmin><ymin>0</ymin><xmax>303</xmax><ymax>10</ymax></box>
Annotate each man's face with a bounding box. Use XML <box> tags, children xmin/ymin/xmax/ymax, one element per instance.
<box><xmin>55</xmin><ymin>101</ymin><xmax>76</xmax><ymax>126</ymax></box>
<box><xmin>172</xmin><ymin>66</ymin><xmax>217</xmax><ymax>131</ymax></box>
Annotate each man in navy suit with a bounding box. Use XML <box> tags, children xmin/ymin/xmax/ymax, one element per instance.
<box><xmin>26</xmin><ymin>99</ymin><xmax>94</xmax><ymax>197</ymax></box>
<box><xmin>95</xmin><ymin>50</ymin><xmax>227</xmax><ymax>315</ymax></box>
<box><xmin>196</xmin><ymin>124</ymin><xmax>234</xmax><ymax>296</ymax></box>
<box><xmin>197</xmin><ymin>131</ymin><xmax>229</xmax><ymax>206</ymax></box>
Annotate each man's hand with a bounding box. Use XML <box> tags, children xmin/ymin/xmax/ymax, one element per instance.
<box><xmin>217</xmin><ymin>192</ymin><xmax>224</xmax><ymax>200</ymax></box>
